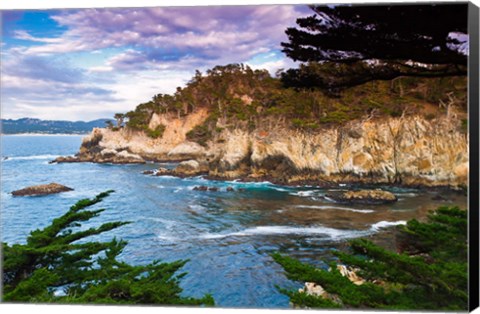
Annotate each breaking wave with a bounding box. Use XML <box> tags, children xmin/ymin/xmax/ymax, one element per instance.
<box><xmin>295</xmin><ymin>205</ymin><xmax>374</xmax><ymax>213</ymax></box>
<box><xmin>157</xmin><ymin>220</ymin><xmax>407</xmax><ymax>243</ymax></box>
<box><xmin>370</xmin><ymin>220</ymin><xmax>406</xmax><ymax>231</ymax></box>
<box><xmin>3</xmin><ymin>154</ymin><xmax>59</xmax><ymax>161</ymax></box>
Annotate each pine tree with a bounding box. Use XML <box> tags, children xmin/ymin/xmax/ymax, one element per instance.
<box><xmin>281</xmin><ymin>4</ymin><xmax>468</xmax><ymax>90</ymax></box>
<box><xmin>272</xmin><ymin>206</ymin><xmax>468</xmax><ymax>310</ymax></box>
<box><xmin>2</xmin><ymin>191</ymin><xmax>214</xmax><ymax>306</ymax></box>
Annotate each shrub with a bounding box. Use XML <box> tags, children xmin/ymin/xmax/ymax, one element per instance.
<box><xmin>125</xmin><ymin>110</ymin><xmax>150</xmax><ymax>131</ymax></box>
<box><xmin>2</xmin><ymin>191</ymin><xmax>214</xmax><ymax>306</ymax></box>
<box><xmin>273</xmin><ymin>206</ymin><xmax>468</xmax><ymax>311</ymax></box>
<box><xmin>424</xmin><ymin>113</ymin><xmax>436</xmax><ymax>120</ymax></box>
<box><xmin>186</xmin><ymin>113</ymin><xmax>219</xmax><ymax>146</ymax></box>
<box><xmin>146</xmin><ymin>124</ymin><xmax>166</xmax><ymax>139</ymax></box>
<box><xmin>461</xmin><ymin>119</ymin><xmax>468</xmax><ymax>133</ymax></box>
<box><xmin>292</xmin><ymin>118</ymin><xmax>320</xmax><ymax>130</ymax></box>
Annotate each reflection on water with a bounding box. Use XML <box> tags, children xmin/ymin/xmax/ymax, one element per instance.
<box><xmin>0</xmin><ymin>135</ymin><xmax>468</xmax><ymax>308</ymax></box>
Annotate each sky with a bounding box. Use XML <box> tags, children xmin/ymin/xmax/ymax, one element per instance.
<box><xmin>0</xmin><ymin>4</ymin><xmax>312</xmax><ymax>121</ymax></box>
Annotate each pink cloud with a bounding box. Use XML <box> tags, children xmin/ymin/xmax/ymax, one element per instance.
<box><xmin>21</xmin><ymin>5</ymin><xmax>311</xmax><ymax>67</ymax></box>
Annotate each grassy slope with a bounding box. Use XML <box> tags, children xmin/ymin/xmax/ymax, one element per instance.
<box><xmin>120</xmin><ymin>64</ymin><xmax>467</xmax><ymax>142</ymax></box>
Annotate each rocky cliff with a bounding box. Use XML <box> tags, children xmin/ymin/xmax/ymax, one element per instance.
<box><xmin>61</xmin><ymin>109</ymin><xmax>468</xmax><ymax>188</ymax></box>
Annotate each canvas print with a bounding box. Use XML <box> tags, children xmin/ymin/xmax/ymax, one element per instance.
<box><xmin>1</xmin><ymin>1</ymin><xmax>478</xmax><ymax>311</ymax></box>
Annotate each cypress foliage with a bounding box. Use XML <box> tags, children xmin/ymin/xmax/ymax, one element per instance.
<box><xmin>272</xmin><ymin>206</ymin><xmax>468</xmax><ymax>310</ymax></box>
<box><xmin>2</xmin><ymin>191</ymin><xmax>214</xmax><ymax>306</ymax></box>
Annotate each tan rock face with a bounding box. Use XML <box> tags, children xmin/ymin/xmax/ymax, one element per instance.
<box><xmin>76</xmin><ymin>109</ymin><xmax>209</xmax><ymax>161</ymax></box>
<box><xmin>209</xmin><ymin>114</ymin><xmax>468</xmax><ymax>187</ymax></box>
<box><xmin>75</xmin><ymin>111</ymin><xmax>468</xmax><ymax>187</ymax></box>
<box><xmin>148</xmin><ymin>108</ymin><xmax>209</xmax><ymax>146</ymax></box>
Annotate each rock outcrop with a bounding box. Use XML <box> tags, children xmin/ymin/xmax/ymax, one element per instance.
<box><xmin>51</xmin><ymin>130</ymin><xmax>145</xmax><ymax>164</ymax></box>
<box><xmin>326</xmin><ymin>189</ymin><xmax>397</xmax><ymax>204</ymax></box>
<box><xmin>173</xmin><ymin>160</ymin><xmax>208</xmax><ymax>176</ymax></box>
<box><xmin>297</xmin><ymin>265</ymin><xmax>365</xmax><ymax>305</ymax></box>
<box><xmin>206</xmin><ymin>114</ymin><xmax>468</xmax><ymax>187</ymax></box>
<box><xmin>12</xmin><ymin>183</ymin><xmax>73</xmax><ymax>196</ymax></box>
<box><xmin>60</xmin><ymin>109</ymin><xmax>469</xmax><ymax>188</ymax></box>
<box><xmin>299</xmin><ymin>282</ymin><xmax>328</xmax><ymax>298</ymax></box>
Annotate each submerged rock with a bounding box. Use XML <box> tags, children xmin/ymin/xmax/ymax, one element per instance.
<box><xmin>192</xmin><ymin>185</ymin><xmax>219</xmax><ymax>192</ymax></box>
<box><xmin>326</xmin><ymin>189</ymin><xmax>397</xmax><ymax>204</ymax></box>
<box><xmin>12</xmin><ymin>183</ymin><xmax>73</xmax><ymax>196</ymax></box>
<box><xmin>50</xmin><ymin>156</ymin><xmax>82</xmax><ymax>163</ymax></box>
<box><xmin>155</xmin><ymin>167</ymin><xmax>173</xmax><ymax>176</ymax></box>
<box><xmin>226</xmin><ymin>187</ymin><xmax>234</xmax><ymax>192</ymax></box>
<box><xmin>431</xmin><ymin>194</ymin><xmax>448</xmax><ymax>201</ymax></box>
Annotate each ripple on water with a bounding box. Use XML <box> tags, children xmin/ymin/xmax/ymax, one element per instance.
<box><xmin>1</xmin><ymin>135</ymin><xmax>468</xmax><ymax>309</ymax></box>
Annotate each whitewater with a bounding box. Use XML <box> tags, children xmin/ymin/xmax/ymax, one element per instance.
<box><xmin>0</xmin><ymin>135</ymin><xmax>467</xmax><ymax>308</ymax></box>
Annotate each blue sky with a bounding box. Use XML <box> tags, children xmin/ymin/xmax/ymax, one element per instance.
<box><xmin>1</xmin><ymin>5</ymin><xmax>311</xmax><ymax>121</ymax></box>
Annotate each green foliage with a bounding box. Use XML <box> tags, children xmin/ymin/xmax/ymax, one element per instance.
<box><xmin>2</xmin><ymin>191</ymin><xmax>214</xmax><ymax>306</ymax></box>
<box><xmin>461</xmin><ymin>119</ymin><xmax>468</xmax><ymax>133</ymax></box>
<box><xmin>291</xmin><ymin>118</ymin><xmax>320</xmax><ymax>130</ymax></box>
<box><xmin>186</xmin><ymin>124</ymin><xmax>212</xmax><ymax>147</ymax></box>
<box><xmin>117</xmin><ymin>62</ymin><xmax>466</xmax><ymax>141</ymax></box>
<box><xmin>186</xmin><ymin>113</ymin><xmax>219</xmax><ymax>147</ymax></box>
<box><xmin>273</xmin><ymin>206</ymin><xmax>468</xmax><ymax>310</ymax></box>
<box><xmin>113</xmin><ymin>113</ymin><xmax>125</xmax><ymax>128</ymax></box>
<box><xmin>146</xmin><ymin>124</ymin><xmax>166</xmax><ymax>139</ymax></box>
<box><xmin>105</xmin><ymin>120</ymin><xmax>114</xmax><ymax>129</ymax></box>
<box><xmin>125</xmin><ymin>109</ymin><xmax>150</xmax><ymax>131</ymax></box>
<box><xmin>281</xmin><ymin>5</ymin><xmax>467</xmax><ymax>89</ymax></box>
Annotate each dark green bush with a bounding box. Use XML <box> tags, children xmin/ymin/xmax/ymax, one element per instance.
<box><xmin>2</xmin><ymin>191</ymin><xmax>214</xmax><ymax>306</ymax></box>
<box><xmin>186</xmin><ymin>124</ymin><xmax>211</xmax><ymax>147</ymax></box>
<box><xmin>273</xmin><ymin>206</ymin><xmax>468</xmax><ymax>311</ymax></box>
<box><xmin>117</xmin><ymin>63</ymin><xmax>466</xmax><ymax>133</ymax></box>
<box><xmin>146</xmin><ymin>124</ymin><xmax>166</xmax><ymax>139</ymax></box>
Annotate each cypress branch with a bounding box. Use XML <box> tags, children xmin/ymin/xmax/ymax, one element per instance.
<box><xmin>2</xmin><ymin>191</ymin><xmax>214</xmax><ymax>306</ymax></box>
<box><xmin>273</xmin><ymin>206</ymin><xmax>468</xmax><ymax>310</ymax></box>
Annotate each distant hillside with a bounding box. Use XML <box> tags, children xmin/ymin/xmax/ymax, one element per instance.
<box><xmin>0</xmin><ymin>118</ymin><xmax>114</xmax><ymax>134</ymax></box>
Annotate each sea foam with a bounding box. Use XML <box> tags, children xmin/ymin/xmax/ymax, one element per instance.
<box><xmin>198</xmin><ymin>225</ymin><xmax>367</xmax><ymax>240</ymax></box>
<box><xmin>295</xmin><ymin>205</ymin><xmax>374</xmax><ymax>213</ymax></box>
<box><xmin>370</xmin><ymin>220</ymin><xmax>407</xmax><ymax>231</ymax></box>
<box><xmin>3</xmin><ymin>154</ymin><xmax>59</xmax><ymax>161</ymax></box>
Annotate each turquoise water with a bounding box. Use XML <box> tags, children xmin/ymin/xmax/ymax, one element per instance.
<box><xmin>0</xmin><ymin>135</ymin><xmax>467</xmax><ymax>308</ymax></box>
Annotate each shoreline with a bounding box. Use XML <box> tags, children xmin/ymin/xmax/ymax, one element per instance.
<box><xmin>51</xmin><ymin>154</ymin><xmax>468</xmax><ymax>193</ymax></box>
<box><xmin>169</xmin><ymin>172</ymin><xmax>468</xmax><ymax>193</ymax></box>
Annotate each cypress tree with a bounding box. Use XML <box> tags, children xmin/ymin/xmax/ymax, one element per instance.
<box><xmin>273</xmin><ymin>206</ymin><xmax>468</xmax><ymax>310</ymax></box>
<box><xmin>2</xmin><ymin>191</ymin><xmax>214</xmax><ymax>306</ymax></box>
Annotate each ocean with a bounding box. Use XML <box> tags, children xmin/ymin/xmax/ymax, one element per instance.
<box><xmin>0</xmin><ymin>135</ymin><xmax>468</xmax><ymax>308</ymax></box>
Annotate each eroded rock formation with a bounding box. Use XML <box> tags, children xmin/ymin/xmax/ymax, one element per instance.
<box><xmin>57</xmin><ymin>109</ymin><xmax>468</xmax><ymax>188</ymax></box>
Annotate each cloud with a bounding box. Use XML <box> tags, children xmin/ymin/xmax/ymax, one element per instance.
<box><xmin>13</xmin><ymin>30</ymin><xmax>63</xmax><ymax>43</ymax></box>
<box><xmin>21</xmin><ymin>5</ymin><xmax>311</xmax><ymax>66</ymax></box>
<box><xmin>1</xmin><ymin>4</ymin><xmax>312</xmax><ymax>120</ymax></box>
<box><xmin>0</xmin><ymin>52</ymin><xmax>121</xmax><ymax>120</ymax></box>
<box><xmin>3</xmin><ymin>55</ymin><xmax>85</xmax><ymax>83</ymax></box>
